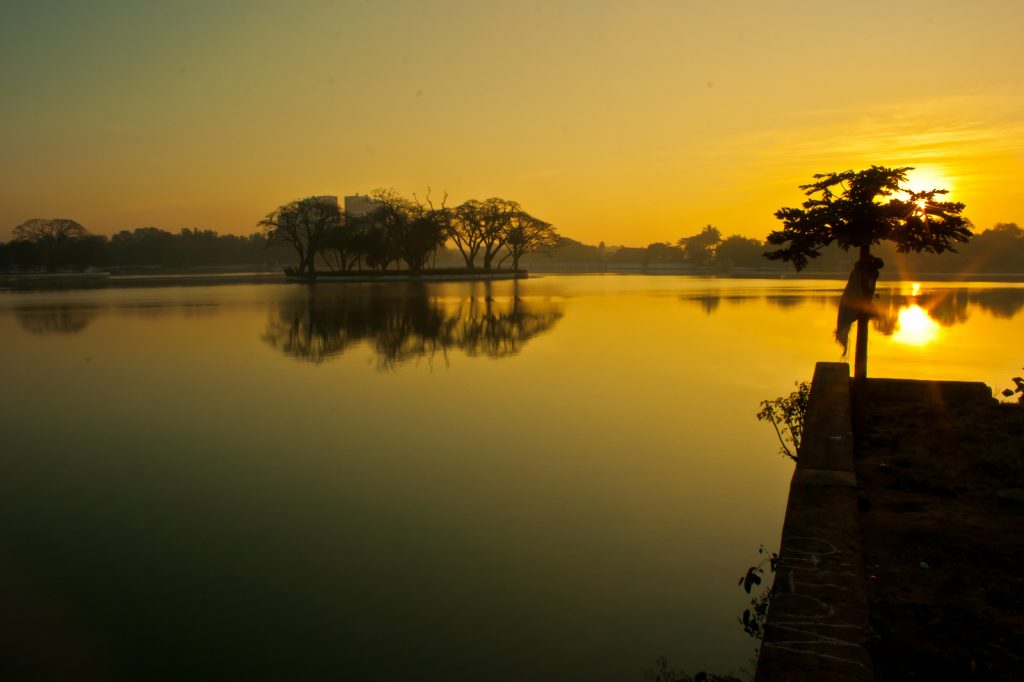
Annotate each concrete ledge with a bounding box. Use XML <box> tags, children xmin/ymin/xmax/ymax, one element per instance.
<box><xmin>797</xmin><ymin>363</ymin><xmax>856</xmax><ymax>473</ymax></box>
<box><xmin>864</xmin><ymin>377</ymin><xmax>990</xmax><ymax>404</ymax></box>
<box><xmin>755</xmin><ymin>362</ymin><xmax>874</xmax><ymax>681</ymax></box>
<box><xmin>793</xmin><ymin>468</ymin><xmax>857</xmax><ymax>487</ymax></box>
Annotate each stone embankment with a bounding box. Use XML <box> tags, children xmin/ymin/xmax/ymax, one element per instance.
<box><xmin>755</xmin><ymin>362</ymin><xmax>874</xmax><ymax>681</ymax></box>
<box><xmin>756</xmin><ymin>364</ymin><xmax>1003</xmax><ymax>680</ymax></box>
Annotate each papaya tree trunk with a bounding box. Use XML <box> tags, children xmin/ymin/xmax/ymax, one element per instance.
<box><xmin>854</xmin><ymin>244</ymin><xmax>873</xmax><ymax>380</ymax></box>
<box><xmin>852</xmin><ymin>244</ymin><xmax>873</xmax><ymax>437</ymax></box>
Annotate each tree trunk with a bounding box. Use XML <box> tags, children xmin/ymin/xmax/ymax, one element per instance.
<box><xmin>852</xmin><ymin>243</ymin><xmax>874</xmax><ymax>438</ymax></box>
<box><xmin>854</xmin><ymin>318</ymin><xmax>869</xmax><ymax>380</ymax></box>
<box><xmin>853</xmin><ymin>243</ymin><xmax>872</xmax><ymax>380</ymax></box>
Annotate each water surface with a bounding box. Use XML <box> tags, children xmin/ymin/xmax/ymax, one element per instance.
<box><xmin>2</xmin><ymin>276</ymin><xmax>1021</xmax><ymax>680</ymax></box>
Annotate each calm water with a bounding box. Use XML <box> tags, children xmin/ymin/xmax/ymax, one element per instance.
<box><xmin>2</xmin><ymin>275</ymin><xmax>1022</xmax><ymax>680</ymax></box>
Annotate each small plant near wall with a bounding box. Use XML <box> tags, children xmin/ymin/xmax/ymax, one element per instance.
<box><xmin>756</xmin><ymin>381</ymin><xmax>810</xmax><ymax>461</ymax></box>
<box><xmin>738</xmin><ymin>545</ymin><xmax>779</xmax><ymax>640</ymax></box>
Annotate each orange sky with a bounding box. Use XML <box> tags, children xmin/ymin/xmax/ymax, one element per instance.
<box><xmin>2</xmin><ymin>1</ymin><xmax>1022</xmax><ymax>246</ymax></box>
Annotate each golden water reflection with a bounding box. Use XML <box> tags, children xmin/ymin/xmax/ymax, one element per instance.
<box><xmin>1</xmin><ymin>277</ymin><xmax>1024</xmax><ymax>679</ymax></box>
<box><xmin>853</xmin><ymin>286</ymin><xmax>1024</xmax><ymax>348</ymax></box>
<box><xmin>262</xmin><ymin>282</ymin><xmax>564</xmax><ymax>368</ymax></box>
<box><xmin>891</xmin><ymin>305</ymin><xmax>941</xmax><ymax>346</ymax></box>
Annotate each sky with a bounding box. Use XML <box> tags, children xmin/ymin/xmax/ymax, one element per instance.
<box><xmin>2</xmin><ymin>0</ymin><xmax>1022</xmax><ymax>246</ymax></box>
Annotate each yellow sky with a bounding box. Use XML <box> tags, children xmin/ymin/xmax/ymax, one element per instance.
<box><xmin>2</xmin><ymin>1</ymin><xmax>1022</xmax><ymax>246</ymax></box>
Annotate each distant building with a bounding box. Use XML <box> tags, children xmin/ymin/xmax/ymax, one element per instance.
<box><xmin>344</xmin><ymin>195</ymin><xmax>379</xmax><ymax>217</ymax></box>
<box><xmin>310</xmin><ymin>195</ymin><xmax>340</xmax><ymax>209</ymax></box>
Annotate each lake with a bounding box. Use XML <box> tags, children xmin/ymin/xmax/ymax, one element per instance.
<box><xmin>2</xmin><ymin>275</ymin><xmax>1022</xmax><ymax>680</ymax></box>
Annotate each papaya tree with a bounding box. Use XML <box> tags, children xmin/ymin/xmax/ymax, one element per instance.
<box><xmin>765</xmin><ymin>166</ymin><xmax>970</xmax><ymax>379</ymax></box>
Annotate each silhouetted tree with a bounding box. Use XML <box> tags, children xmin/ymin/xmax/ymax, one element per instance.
<box><xmin>641</xmin><ymin>242</ymin><xmax>685</xmax><ymax>264</ymax></box>
<box><xmin>447</xmin><ymin>199</ymin><xmax>486</xmax><ymax>269</ymax></box>
<box><xmin>445</xmin><ymin>197</ymin><xmax>520</xmax><ymax>270</ymax></box>
<box><xmin>969</xmin><ymin>222</ymin><xmax>1024</xmax><ymax>273</ymax></box>
<box><xmin>609</xmin><ymin>246</ymin><xmax>647</xmax><ymax>264</ymax></box>
<box><xmin>512</xmin><ymin>236</ymin><xmax>599</xmax><ymax>267</ymax></box>
<box><xmin>478</xmin><ymin>197</ymin><xmax>518</xmax><ymax>270</ymax></box>
<box><xmin>364</xmin><ymin>188</ymin><xmax>449</xmax><ymax>272</ymax></box>
<box><xmin>320</xmin><ymin>218</ymin><xmax>361</xmax><ymax>272</ymax></box>
<box><xmin>66</xmin><ymin>234</ymin><xmax>108</xmax><ymax>269</ymax></box>
<box><xmin>500</xmin><ymin>212</ymin><xmax>558</xmax><ymax>270</ymax></box>
<box><xmin>12</xmin><ymin>218</ymin><xmax>90</xmax><ymax>272</ymax></box>
<box><xmin>766</xmin><ymin>166</ymin><xmax>970</xmax><ymax>379</ymax></box>
<box><xmin>347</xmin><ymin>215</ymin><xmax>396</xmax><ymax>271</ymax></box>
<box><xmin>0</xmin><ymin>239</ymin><xmax>42</xmax><ymax>270</ymax></box>
<box><xmin>677</xmin><ymin>225</ymin><xmax>722</xmax><ymax>264</ymax></box>
<box><xmin>110</xmin><ymin>227</ymin><xmax>178</xmax><ymax>266</ymax></box>
<box><xmin>259</xmin><ymin>196</ymin><xmax>341</xmax><ymax>277</ymax></box>
<box><xmin>714</xmin><ymin>235</ymin><xmax>764</xmax><ymax>268</ymax></box>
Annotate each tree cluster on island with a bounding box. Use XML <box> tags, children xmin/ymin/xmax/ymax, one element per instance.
<box><xmin>258</xmin><ymin>189</ymin><xmax>560</xmax><ymax>278</ymax></box>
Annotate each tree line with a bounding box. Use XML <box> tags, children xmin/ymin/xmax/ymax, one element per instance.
<box><xmin>603</xmin><ymin>225</ymin><xmax>768</xmax><ymax>268</ymax></box>
<box><xmin>549</xmin><ymin>222</ymin><xmax>1024</xmax><ymax>275</ymax></box>
<box><xmin>0</xmin><ymin>220</ymin><xmax>292</xmax><ymax>272</ymax></box>
<box><xmin>259</xmin><ymin>189</ymin><xmax>559</xmax><ymax>277</ymax></box>
<box><xmin>2</xmin><ymin>207</ymin><xmax>1022</xmax><ymax>276</ymax></box>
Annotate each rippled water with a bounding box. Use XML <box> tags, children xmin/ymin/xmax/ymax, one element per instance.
<box><xmin>2</xmin><ymin>275</ymin><xmax>1021</xmax><ymax>680</ymax></box>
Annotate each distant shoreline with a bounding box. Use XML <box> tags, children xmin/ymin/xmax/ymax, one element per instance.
<box><xmin>1</xmin><ymin>267</ymin><xmax>1022</xmax><ymax>292</ymax></box>
<box><xmin>284</xmin><ymin>269</ymin><xmax>527</xmax><ymax>283</ymax></box>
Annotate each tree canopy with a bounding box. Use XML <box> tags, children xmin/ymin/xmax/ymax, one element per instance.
<box><xmin>253</xmin><ymin>190</ymin><xmax>556</xmax><ymax>275</ymax></box>
<box><xmin>258</xmin><ymin>196</ymin><xmax>341</xmax><ymax>277</ymax></box>
<box><xmin>501</xmin><ymin>212</ymin><xmax>558</xmax><ymax>270</ymax></box>
<box><xmin>355</xmin><ymin>188</ymin><xmax>449</xmax><ymax>272</ymax></box>
<box><xmin>765</xmin><ymin>166</ymin><xmax>971</xmax><ymax>271</ymax></box>
<box><xmin>12</xmin><ymin>218</ymin><xmax>92</xmax><ymax>271</ymax></box>
<box><xmin>677</xmin><ymin>225</ymin><xmax>722</xmax><ymax>264</ymax></box>
<box><xmin>715</xmin><ymin>235</ymin><xmax>765</xmax><ymax>268</ymax></box>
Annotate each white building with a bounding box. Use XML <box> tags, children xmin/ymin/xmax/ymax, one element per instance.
<box><xmin>344</xmin><ymin>195</ymin><xmax>379</xmax><ymax>217</ymax></box>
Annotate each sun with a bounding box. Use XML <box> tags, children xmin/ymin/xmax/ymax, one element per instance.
<box><xmin>891</xmin><ymin>304</ymin><xmax>941</xmax><ymax>347</ymax></box>
<box><xmin>902</xmin><ymin>166</ymin><xmax>956</xmax><ymax>198</ymax></box>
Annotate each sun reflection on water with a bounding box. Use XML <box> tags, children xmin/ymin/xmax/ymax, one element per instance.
<box><xmin>892</xmin><ymin>304</ymin><xmax>941</xmax><ymax>346</ymax></box>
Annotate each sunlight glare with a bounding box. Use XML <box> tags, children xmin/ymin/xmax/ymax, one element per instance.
<box><xmin>903</xmin><ymin>166</ymin><xmax>956</xmax><ymax>199</ymax></box>
<box><xmin>891</xmin><ymin>304</ymin><xmax>941</xmax><ymax>346</ymax></box>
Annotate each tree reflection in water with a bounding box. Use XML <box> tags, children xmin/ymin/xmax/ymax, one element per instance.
<box><xmin>262</xmin><ymin>282</ymin><xmax>564</xmax><ymax>368</ymax></box>
<box><xmin>678</xmin><ymin>287</ymin><xmax>1024</xmax><ymax>340</ymax></box>
<box><xmin>870</xmin><ymin>287</ymin><xmax>1024</xmax><ymax>335</ymax></box>
<box><xmin>15</xmin><ymin>305</ymin><xmax>98</xmax><ymax>335</ymax></box>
